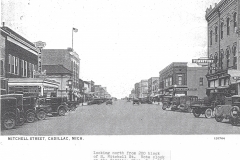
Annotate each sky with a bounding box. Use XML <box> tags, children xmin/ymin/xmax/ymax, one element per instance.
<box><xmin>1</xmin><ymin>0</ymin><xmax>220</xmax><ymax>98</ymax></box>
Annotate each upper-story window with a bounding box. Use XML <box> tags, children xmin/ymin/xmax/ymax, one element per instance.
<box><xmin>233</xmin><ymin>45</ymin><xmax>237</xmax><ymax>69</ymax></box>
<box><xmin>169</xmin><ymin>77</ymin><xmax>172</xmax><ymax>86</ymax></box>
<box><xmin>209</xmin><ymin>54</ymin><xmax>213</xmax><ymax>74</ymax></box>
<box><xmin>1</xmin><ymin>59</ymin><xmax>4</xmax><ymax>76</ymax></box>
<box><xmin>199</xmin><ymin>77</ymin><xmax>203</xmax><ymax>86</ymax></box>
<box><xmin>15</xmin><ymin>57</ymin><xmax>19</xmax><ymax>75</ymax></box>
<box><xmin>220</xmin><ymin>50</ymin><xmax>224</xmax><ymax>69</ymax></box>
<box><xmin>215</xmin><ymin>26</ymin><xmax>218</xmax><ymax>42</ymax></box>
<box><xmin>221</xmin><ymin>22</ymin><xmax>224</xmax><ymax>39</ymax></box>
<box><xmin>233</xmin><ymin>12</ymin><xmax>237</xmax><ymax>29</ymax></box>
<box><xmin>177</xmin><ymin>75</ymin><xmax>183</xmax><ymax>85</ymax></box>
<box><xmin>8</xmin><ymin>54</ymin><xmax>12</xmax><ymax>73</ymax></box>
<box><xmin>210</xmin><ymin>30</ymin><xmax>213</xmax><ymax>45</ymax></box>
<box><xmin>227</xmin><ymin>17</ymin><xmax>230</xmax><ymax>35</ymax></box>
<box><xmin>226</xmin><ymin>49</ymin><xmax>230</xmax><ymax>68</ymax></box>
<box><xmin>214</xmin><ymin>53</ymin><xmax>218</xmax><ymax>68</ymax></box>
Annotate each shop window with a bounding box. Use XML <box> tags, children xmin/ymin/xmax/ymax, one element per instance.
<box><xmin>215</xmin><ymin>26</ymin><xmax>218</xmax><ymax>42</ymax></box>
<box><xmin>220</xmin><ymin>50</ymin><xmax>224</xmax><ymax>69</ymax></box>
<box><xmin>199</xmin><ymin>77</ymin><xmax>203</xmax><ymax>86</ymax></box>
<box><xmin>15</xmin><ymin>57</ymin><xmax>19</xmax><ymax>75</ymax></box>
<box><xmin>221</xmin><ymin>22</ymin><xmax>224</xmax><ymax>39</ymax></box>
<box><xmin>214</xmin><ymin>54</ymin><xmax>218</xmax><ymax>69</ymax></box>
<box><xmin>227</xmin><ymin>17</ymin><xmax>230</xmax><ymax>35</ymax></box>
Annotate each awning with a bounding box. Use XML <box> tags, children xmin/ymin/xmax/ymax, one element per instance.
<box><xmin>217</xmin><ymin>86</ymin><xmax>230</xmax><ymax>89</ymax></box>
<box><xmin>206</xmin><ymin>87</ymin><xmax>216</xmax><ymax>90</ymax></box>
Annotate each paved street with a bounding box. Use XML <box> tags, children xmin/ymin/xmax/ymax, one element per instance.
<box><xmin>1</xmin><ymin>100</ymin><xmax>240</xmax><ymax>135</ymax></box>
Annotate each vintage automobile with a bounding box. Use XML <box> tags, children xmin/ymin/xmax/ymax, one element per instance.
<box><xmin>229</xmin><ymin>95</ymin><xmax>240</xmax><ymax>125</ymax></box>
<box><xmin>23</xmin><ymin>96</ymin><xmax>50</xmax><ymax>122</ymax></box>
<box><xmin>162</xmin><ymin>96</ymin><xmax>173</xmax><ymax>110</ymax></box>
<box><xmin>133</xmin><ymin>98</ymin><xmax>140</xmax><ymax>105</ymax></box>
<box><xmin>88</xmin><ymin>98</ymin><xmax>104</xmax><ymax>105</ymax></box>
<box><xmin>106</xmin><ymin>99</ymin><xmax>113</xmax><ymax>105</ymax></box>
<box><xmin>3</xmin><ymin>94</ymin><xmax>25</xmax><ymax>126</ymax></box>
<box><xmin>214</xmin><ymin>96</ymin><xmax>233</xmax><ymax>123</ymax></box>
<box><xmin>139</xmin><ymin>98</ymin><xmax>152</xmax><ymax>104</ymax></box>
<box><xmin>178</xmin><ymin>96</ymin><xmax>198</xmax><ymax>112</ymax></box>
<box><xmin>43</xmin><ymin>97</ymin><xmax>69</xmax><ymax>116</ymax></box>
<box><xmin>1</xmin><ymin>96</ymin><xmax>20</xmax><ymax>130</ymax></box>
<box><xmin>190</xmin><ymin>92</ymin><xmax>225</xmax><ymax>118</ymax></box>
<box><xmin>170</xmin><ymin>96</ymin><xmax>180</xmax><ymax>111</ymax></box>
<box><xmin>66</xmin><ymin>101</ymin><xmax>78</xmax><ymax>111</ymax></box>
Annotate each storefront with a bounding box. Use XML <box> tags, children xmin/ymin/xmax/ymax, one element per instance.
<box><xmin>8</xmin><ymin>78</ymin><xmax>59</xmax><ymax>97</ymax></box>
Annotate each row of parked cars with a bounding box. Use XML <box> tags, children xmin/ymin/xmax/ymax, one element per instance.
<box><xmin>1</xmin><ymin>94</ymin><xmax>79</xmax><ymax>130</ymax></box>
<box><xmin>159</xmin><ymin>93</ymin><xmax>240</xmax><ymax>126</ymax></box>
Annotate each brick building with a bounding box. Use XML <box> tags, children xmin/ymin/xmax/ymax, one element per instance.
<box><xmin>139</xmin><ymin>80</ymin><xmax>148</xmax><ymax>98</ymax></box>
<box><xmin>1</xmin><ymin>26</ymin><xmax>59</xmax><ymax>97</ymax></box>
<box><xmin>42</xmin><ymin>49</ymin><xmax>80</xmax><ymax>100</ymax></box>
<box><xmin>134</xmin><ymin>83</ymin><xmax>140</xmax><ymax>98</ymax></box>
<box><xmin>148</xmin><ymin>77</ymin><xmax>158</xmax><ymax>97</ymax></box>
<box><xmin>159</xmin><ymin>62</ymin><xmax>188</xmax><ymax>95</ymax></box>
<box><xmin>205</xmin><ymin>0</ymin><xmax>240</xmax><ymax>96</ymax></box>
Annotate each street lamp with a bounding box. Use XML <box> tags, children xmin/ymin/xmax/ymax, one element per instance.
<box><xmin>67</xmin><ymin>79</ymin><xmax>73</xmax><ymax>101</ymax></box>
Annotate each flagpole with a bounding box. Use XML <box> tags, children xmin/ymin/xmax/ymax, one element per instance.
<box><xmin>72</xmin><ymin>28</ymin><xmax>73</xmax><ymax>51</ymax></box>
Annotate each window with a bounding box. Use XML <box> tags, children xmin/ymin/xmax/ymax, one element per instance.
<box><xmin>21</xmin><ymin>60</ymin><xmax>24</xmax><ymax>76</ymax></box>
<box><xmin>214</xmin><ymin>53</ymin><xmax>218</xmax><ymax>69</ymax></box>
<box><xmin>227</xmin><ymin>17</ymin><xmax>230</xmax><ymax>35</ymax></box>
<box><xmin>177</xmin><ymin>75</ymin><xmax>183</xmax><ymax>85</ymax></box>
<box><xmin>24</xmin><ymin>61</ymin><xmax>27</xmax><ymax>77</ymax></box>
<box><xmin>15</xmin><ymin>57</ymin><xmax>19</xmax><ymax>75</ymax></box>
<box><xmin>8</xmin><ymin>54</ymin><xmax>11</xmax><ymax>73</ymax></box>
<box><xmin>215</xmin><ymin>26</ymin><xmax>218</xmax><ymax>42</ymax></box>
<box><xmin>169</xmin><ymin>77</ymin><xmax>172</xmax><ymax>86</ymax></box>
<box><xmin>199</xmin><ymin>77</ymin><xmax>203</xmax><ymax>86</ymax></box>
<box><xmin>11</xmin><ymin>56</ymin><xmax>15</xmax><ymax>74</ymax></box>
<box><xmin>0</xmin><ymin>60</ymin><xmax>4</xmax><ymax>76</ymax></box>
<box><xmin>209</xmin><ymin>54</ymin><xmax>213</xmax><ymax>74</ymax></box>
<box><xmin>233</xmin><ymin>12</ymin><xmax>237</xmax><ymax>29</ymax></box>
<box><xmin>233</xmin><ymin>46</ymin><xmax>237</xmax><ymax>69</ymax></box>
<box><xmin>221</xmin><ymin>22</ymin><xmax>224</xmax><ymax>39</ymax></box>
<box><xmin>220</xmin><ymin>50</ymin><xmax>224</xmax><ymax>69</ymax></box>
<box><xmin>210</xmin><ymin>30</ymin><xmax>213</xmax><ymax>45</ymax></box>
<box><xmin>226</xmin><ymin>49</ymin><xmax>230</xmax><ymax>68</ymax></box>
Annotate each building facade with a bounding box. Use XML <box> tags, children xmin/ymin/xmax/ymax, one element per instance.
<box><xmin>42</xmin><ymin>49</ymin><xmax>80</xmax><ymax>100</ymax></box>
<box><xmin>159</xmin><ymin>62</ymin><xmax>188</xmax><ymax>96</ymax></box>
<box><xmin>139</xmin><ymin>80</ymin><xmax>148</xmax><ymax>98</ymax></box>
<box><xmin>134</xmin><ymin>83</ymin><xmax>140</xmax><ymax>98</ymax></box>
<box><xmin>205</xmin><ymin>0</ymin><xmax>240</xmax><ymax>96</ymax></box>
<box><xmin>148</xmin><ymin>77</ymin><xmax>158</xmax><ymax>97</ymax></box>
<box><xmin>152</xmin><ymin>79</ymin><xmax>159</xmax><ymax>96</ymax></box>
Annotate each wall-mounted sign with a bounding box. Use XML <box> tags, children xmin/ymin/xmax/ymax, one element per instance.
<box><xmin>192</xmin><ymin>59</ymin><xmax>214</xmax><ymax>63</ymax></box>
<box><xmin>34</xmin><ymin>41</ymin><xmax>46</xmax><ymax>73</ymax></box>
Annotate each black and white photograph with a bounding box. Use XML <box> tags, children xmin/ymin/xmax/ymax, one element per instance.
<box><xmin>0</xmin><ymin>0</ymin><xmax>240</xmax><ymax>159</ymax></box>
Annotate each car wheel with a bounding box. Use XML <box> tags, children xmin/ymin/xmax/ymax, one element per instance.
<box><xmin>215</xmin><ymin>116</ymin><xmax>224</xmax><ymax>122</ymax></box>
<box><xmin>17</xmin><ymin>112</ymin><xmax>25</xmax><ymax>126</ymax></box>
<box><xmin>205</xmin><ymin>108</ymin><xmax>213</xmax><ymax>119</ymax></box>
<box><xmin>26</xmin><ymin>112</ymin><xmax>35</xmax><ymax>123</ymax></box>
<box><xmin>231</xmin><ymin>118</ymin><xmax>238</xmax><ymax>126</ymax></box>
<box><xmin>3</xmin><ymin>114</ymin><xmax>16</xmax><ymax>130</ymax></box>
<box><xmin>58</xmin><ymin>108</ymin><xmax>66</xmax><ymax>116</ymax></box>
<box><xmin>193</xmin><ymin>109</ymin><xmax>201</xmax><ymax>118</ymax></box>
<box><xmin>36</xmin><ymin>111</ymin><xmax>47</xmax><ymax>120</ymax></box>
<box><xmin>162</xmin><ymin>103</ymin><xmax>167</xmax><ymax>110</ymax></box>
<box><xmin>187</xmin><ymin>105</ymin><xmax>192</xmax><ymax>113</ymax></box>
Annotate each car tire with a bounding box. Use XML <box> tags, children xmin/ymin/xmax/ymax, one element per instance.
<box><xmin>231</xmin><ymin>118</ymin><xmax>238</xmax><ymax>126</ymax></box>
<box><xmin>205</xmin><ymin>108</ymin><xmax>213</xmax><ymax>119</ymax></box>
<box><xmin>17</xmin><ymin>112</ymin><xmax>25</xmax><ymax>126</ymax></box>
<box><xmin>58</xmin><ymin>108</ymin><xmax>66</xmax><ymax>116</ymax></box>
<box><xmin>36</xmin><ymin>111</ymin><xmax>47</xmax><ymax>120</ymax></box>
<box><xmin>162</xmin><ymin>103</ymin><xmax>167</xmax><ymax>110</ymax></box>
<box><xmin>3</xmin><ymin>114</ymin><xmax>16</xmax><ymax>130</ymax></box>
<box><xmin>215</xmin><ymin>116</ymin><xmax>224</xmax><ymax>122</ymax></box>
<box><xmin>26</xmin><ymin>112</ymin><xmax>35</xmax><ymax>123</ymax></box>
<box><xmin>193</xmin><ymin>109</ymin><xmax>201</xmax><ymax>118</ymax></box>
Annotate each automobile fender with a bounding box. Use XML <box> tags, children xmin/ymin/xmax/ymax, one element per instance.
<box><xmin>2</xmin><ymin>112</ymin><xmax>16</xmax><ymax>120</ymax></box>
<box><xmin>57</xmin><ymin>105</ymin><xmax>67</xmax><ymax>112</ymax></box>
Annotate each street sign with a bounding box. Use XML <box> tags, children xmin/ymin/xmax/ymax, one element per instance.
<box><xmin>34</xmin><ymin>41</ymin><xmax>46</xmax><ymax>49</ymax></box>
<box><xmin>192</xmin><ymin>59</ymin><xmax>214</xmax><ymax>63</ymax></box>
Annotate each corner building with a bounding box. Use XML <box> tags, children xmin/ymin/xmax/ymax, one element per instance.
<box><xmin>205</xmin><ymin>0</ymin><xmax>240</xmax><ymax>96</ymax></box>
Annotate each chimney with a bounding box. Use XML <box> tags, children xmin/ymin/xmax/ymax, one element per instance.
<box><xmin>2</xmin><ymin>22</ymin><xmax>5</xmax><ymax>27</ymax></box>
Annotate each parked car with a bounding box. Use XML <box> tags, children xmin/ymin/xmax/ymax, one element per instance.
<box><xmin>66</xmin><ymin>101</ymin><xmax>78</xmax><ymax>111</ymax></box>
<box><xmin>139</xmin><ymin>98</ymin><xmax>152</xmax><ymax>104</ymax></box>
<box><xmin>162</xmin><ymin>96</ymin><xmax>173</xmax><ymax>110</ymax></box>
<box><xmin>214</xmin><ymin>96</ymin><xmax>233</xmax><ymax>123</ymax></box>
<box><xmin>170</xmin><ymin>96</ymin><xmax>180</xmax><ymax>111</ymax></box>
<box><xmin>133</xmin><ymin>98</ymin><xmax>140</xmax><ymax>105</ymax></box>
<box><xmin>106</xmin><ymin>99</ymin><xmax>113</xmax><ymax>105</ymax></box>
<box><xmin>1</xmin><ymin>96</ymin><xmax>20</xmax><ymax>130</ymax></box>
<box><xmin>88</xmin><ymin>98</ymin><xmax>104</xmax><ymax>105</ymax></box>
<box><xmin>229</xmin><ymin>95</ymin><xmax>240</xmax><ymax>125</ymax></box>
<box><xmin>178</xmin><ymin>96</ymin><xmax>198</xmax><ymax>112</ymax></box>
<box><xmin>43</xmin><ymin>97</ymin><xmax>68</xmax><ymax>116</ymax></box>
<box><xmin>3</xmin><ymin>94</ymin><xmax>25</xmax><ymax>126</ymax></box>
